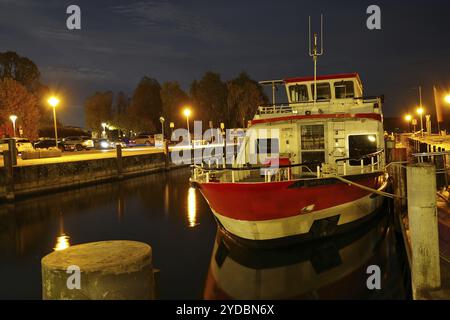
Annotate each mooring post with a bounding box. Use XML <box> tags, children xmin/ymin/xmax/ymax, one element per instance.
<box><xmin>164</xmin><ymin>139</ymin><xmax>170</xmax><ymax>170</ymax></box>
<box><xmin>407</xmin><ymin>163</ymin><xmax>441</xmax><ymax>299</ymax></box>
<box><xmin>3</xmin><ymin>150</ymin><xmax>15</xmax><ymax>201</ymax></box>
<box><xmin>391</xmin><ymin>148</ymin><xmax>407</xmax><ymax>211</ymax></box>
<box><xmin>41</xmin><ymin>240</ymin><xmax>154</xmax><ymax>300</ymax></box>
<box><xmin>116</xmin><ymin>144</ymin><xmax>123</xmax><ymax>179</ymax></box>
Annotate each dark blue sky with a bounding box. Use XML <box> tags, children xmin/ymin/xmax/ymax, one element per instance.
<box><xmin>1</xmin><ymin>0</ymin><xmax>449</xmax><ymax>127</ymax></box>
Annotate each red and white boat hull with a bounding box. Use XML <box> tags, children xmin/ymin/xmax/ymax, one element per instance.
<box><xmin>194</xmin><ymin>172</ymin><xmax>389</xmax><ymax>244</ymax></box>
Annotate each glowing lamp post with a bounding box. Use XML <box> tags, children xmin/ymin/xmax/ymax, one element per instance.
<box><xmin>159</xmin><ymin>116</ymin><xmax>165</xmax><ymax>139</ymax></box>
<box><xmin>404</xmin><ymin>114</ymin><xmax>412</xmax><ymax>133</ymax></box>
<box><xmin>9</xmin><ymin>115</ymin><xmax>17</xmax><ymax>137</ymax></box>
<box><xmin>47</xmin><ymin>96</ymin><xmax>60</xmax><ymax>147</ymax></box>
<box><xmin>416</xmin><ymin>107</ymin><xmax>424</xmax><ymax>137</ymax></box>
<box><xmin>183</xmin><ymin>107</ymin><xmax>192</xmax><ymax>146</ymax></box>
<box><xmin>445</xmin><ymin>94</ymin><xmax>450</xmax><ymax>104</ymax></box>
<box><xmin>101</xmin><ymin>122</ymin><xmax>107</xmax><ymax>139</ymax></box>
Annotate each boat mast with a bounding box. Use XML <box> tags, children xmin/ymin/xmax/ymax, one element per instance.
<box><xmin>309</xmin><ymin>15</ymin><xmax>324</xmax><ymax>108</ymax></box>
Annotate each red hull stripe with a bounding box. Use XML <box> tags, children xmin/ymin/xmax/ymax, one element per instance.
<box><xmin>251</xmin><ymin>113</ymin><xmax>382</xmax><ymax>126</ymax></box>
<box><xmin>198</xmin><ymin>174</ymin><xmax>384</xmax><ymax>221</ymax></box>
<box><xmin>284</xmin><ymin>73</ymin><xmax>360</xmax><ymax>84</ymax></box>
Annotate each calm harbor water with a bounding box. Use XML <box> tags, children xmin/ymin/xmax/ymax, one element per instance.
<box><xmin>0</xmin><ymin>169</ymin><xmax>409</xmax><ymax>299</ymax></box>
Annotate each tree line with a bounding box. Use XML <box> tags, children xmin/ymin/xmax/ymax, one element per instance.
<box><xmin>85</xmin><ymin>71</ymin><xmax>268</xmax><ymax>136</ymax></box>
<box><xmin>0</xmin><ymin>51</ymin><xmax>269</xmax><ymax>140</ymax></box>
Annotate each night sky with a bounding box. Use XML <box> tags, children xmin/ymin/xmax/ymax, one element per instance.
<box><xmin>1</xmin><ymin>0</ymin><xmax>449</xmax><ymax>127</ymax></box>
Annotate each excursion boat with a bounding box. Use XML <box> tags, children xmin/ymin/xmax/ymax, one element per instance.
<box><xmin>191</xmin><ymin>72</ymin><xmax>389</xmax><ymax>246</ymax></box>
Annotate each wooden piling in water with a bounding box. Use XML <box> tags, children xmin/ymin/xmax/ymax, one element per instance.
<box><xmin>407</xmin><ymin>163</ymin><xmax>441</xmax><ymax>299</ymax></box>
<box><xmin>3</xmin><ymin>150</ymin><xmax>15</xmax><ymax>201</ymax></box>
<box><xmin>116</xmin><ymin>144</ymin><xmax>123</xmax><ymax>179</ymax></box>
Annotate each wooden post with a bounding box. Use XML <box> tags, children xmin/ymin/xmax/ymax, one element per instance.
<box><xmin>3</xmin><ymin>150</ymin><xmax>15</xmax><ymax>201</ymax></box>
<box><xmin>116</xmin><ymin>144</ymin><xmax>123</xmax><ymax>179</ymax></box>
<box><xmin>163</xmin><ymin>139</ymin><xmax>170</xmax><ymax>170</ymax></box>
<box><xmin>407</xmin><ymin>163</ymin><xmax>441</xmax><ymax>299</ymax></box>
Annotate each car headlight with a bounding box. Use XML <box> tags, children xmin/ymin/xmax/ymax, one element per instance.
<box><xmin>100</xmin><ymin>141</ymin><xmax>109</xmax><ymax>148</ymax></box>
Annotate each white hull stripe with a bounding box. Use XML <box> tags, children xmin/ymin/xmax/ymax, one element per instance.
<box><xmin>212</xmin><ymin>193</ymin><xmax>383</xmax><ymax>241</ymax></box>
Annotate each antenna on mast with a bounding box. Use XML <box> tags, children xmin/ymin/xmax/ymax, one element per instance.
<box><xmin>308</xmin><ymin>14</ymin><xmax>324</xmax><ymax>107</ymax></box>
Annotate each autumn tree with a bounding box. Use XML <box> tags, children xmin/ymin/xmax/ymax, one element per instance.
<box><xmin>128</xmin><ymin>77</ymin><xmax>162</xmax><ymax>133</ymax></box>
<box><xmin>84</xmin><ymin>91</ymin><xmax>113</xmax><ymax>132</ymax></box>
<box><xmin>160</xmin><ymin>81</ymin><xmax>189</xmax><ymax>128</ymax></box>
<box><xmin>226</xmin><ymin>72</ymin><xmax>268</xmax><ymax>128</ymax></box>
<box><xmin>190</xmin><ymin>72</ymin><xmax>228</xmax><ymax>127</ymax></box>
<box><xmin>0</xmin><ymin>78</ymin><xmax>40</xmax><ymax>139</ymax></box>
<box><xmin>0</xmin><ymin>51</ymin><xmax>40</xmax><ymax>91</ymax></box>
<box><xmin>111</xmin><ymin>91</ymin><xmax>132</xmax><ymax>133</ymax></box>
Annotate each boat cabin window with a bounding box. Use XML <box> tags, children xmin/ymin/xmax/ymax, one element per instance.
<box><xmin>311</xmin><ymin>83</ymin><xmax>331</xmax><ymax>101</ymax></box>
<box><xmin>334</xmin><ymin>81</ymin><xmax>355</xmax><ymax>99</ymax></box>
<box><xmin>255</xmin><ymin>138</ymin><xmax>279</xmax><ymax>154</ymax></box>
<box><xmin>289</xmin><ymin>84</ymin><xmax>309</xmax><ymax>102</ymax></box>
<box><xmin>348</xmin><ymin>134</ymin><xmax>377</xmax><ymax>166</ymax></box>
<box><xmin>300</xmin><ymin>125</ymin><xmax>325</xmax><ymax>168</ymax></box>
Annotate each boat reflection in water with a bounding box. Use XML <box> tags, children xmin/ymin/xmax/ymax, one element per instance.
<box><xmin>204</xmin><ymin>212</ymin><xmax>409</xmax><ymax>299</ymax></box>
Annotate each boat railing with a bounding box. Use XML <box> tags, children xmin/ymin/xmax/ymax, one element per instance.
<box><xmin>256</xmin><ymin>96</ymin><xmax>382</xmax><ymax>116</ymax></box>
<box><xmin>191</xmin><ymin>149</ymin><xmax>385</xmax><ymax>184</ymax></box>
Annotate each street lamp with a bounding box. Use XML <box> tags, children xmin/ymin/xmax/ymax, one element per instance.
<box><xmin>159</xmin><ymin>116</ymin><xmax>165</xmax><ymax>139</ymax></box>
<box><xmin>183</xmin><ymin>107</ymin><xmax>192</xmax><ymax>145</ymax></box>
<box><xmin>445</xmin><ymin>94</ymin><xmax>450</xmax><ymax>104</ymax></box>
<box><xmin>101</xmin><ymin>122</ymin><xmax>107</xmax><ymax>138</ymax></box>
<box><xmin>404</xmin><ymin>114</ymin><xmax>412</xmax><ymax>133</ymax></box>
<box><xmin>416</xmin><ymin>107</ymin><xmax>424</xmax><ymax>137</ymax></box>
<box><xmin>47</xmin><ymin>96</ymin><xmax>60</xmax><ymax>147</ymax></box>
<box><xmin>169</xmin><ymin>122</ymin><xmax>175</xmax><ymax>140</ymax></box>
<box><xmin>9</xmin><ymin>115</ymin><xmax>17</xmax><ymax>137</ymax></box>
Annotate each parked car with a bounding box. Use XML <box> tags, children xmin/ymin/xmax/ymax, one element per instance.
<box><xmin>34</xmin><ymin>139</ymin><xmax>75</xmax><ymax>152</ymax></box>
<box><xmin>63</xmin><ymin>136</ymin><xmax>94</xmax><ymax>151</ymax></box>
<box><xmin>94</xmin><ymin>138</ymin><xmax>127</xmax><ymax>150</ymax></box>
<box><xmin>0</xmin><ymin>138</ymin><xmax>35</xmax><ymax>155</ymax></box>
<box><xmin>133</xmin><ymin>134</ymin><xmax>155</xmax><ymax>146</ymax></box>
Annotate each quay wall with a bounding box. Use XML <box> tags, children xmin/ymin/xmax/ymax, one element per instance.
<box><xmin>0</xmin><ymin>145</ymin><xmax>237</xmax><ymax>201</ymax></box>
<box><xmin>0</xmin><ymin>152</ymin><xmax>169</xmax><ymax>201</ymax></box>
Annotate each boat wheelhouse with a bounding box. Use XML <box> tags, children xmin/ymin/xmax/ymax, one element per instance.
<box><xmin>191</xmin><ymin>72</ymin><xmax>388</xmax><ymax>246</ymax></box>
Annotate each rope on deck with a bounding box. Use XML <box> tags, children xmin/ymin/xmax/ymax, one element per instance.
<box><xmin>330</xmin><ymin>174</ymin><xmax>400</xmax><ymax>199</ymax></box>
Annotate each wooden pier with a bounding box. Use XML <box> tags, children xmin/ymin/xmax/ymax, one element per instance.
<box><xmin>390</xmin><ymin>133</ymin><xmax>450</xmax><ymax>299</ymax></box>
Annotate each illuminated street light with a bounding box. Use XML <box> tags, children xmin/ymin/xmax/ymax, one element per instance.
<box><xmin>101</xmin><ymin>122</ymin><xmax>107</xmax><ymax>138</ymax></box>
<box><xmin>183</xmin><ymin>107</ymin><xmax>192</xmax><ymax>146</ymax></box>
<box><xmin>404</xmin><ymin>114</ymin><xmax>412</xmax><ymax>133</ymax></box>
<box><xmin>445</xmin><ymin>94</ymin><xmax>450</xmax><ymax>104</ymax></box>
<box><xmin>47</xmin><ymin>96</ymin><xmax>60</xmax><ymax>147</ymax></box>
<box><xmin>9</xmin><ymin>115</ymin><xmax>17</xmax><ymax>137</ymax></box>
<box><xmin>416</xmin><ymin>107</ymin><xmax>424</xmax><ymax>137</ymax></box>
<box><xmin>159</xmin><ymin>116</ymin><xmax>165</xmax><ymax>140</ymax></box>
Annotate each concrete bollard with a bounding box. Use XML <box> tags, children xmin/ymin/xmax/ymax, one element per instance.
<box><xmin>407</xmin><ymin>163</ymin><xmax>441</xmax><ymax>299</ymax></box>
<box><xmin>41</xmin><ymin>240</ymin><xmax>154</xmax><ymax>300</ymax></box>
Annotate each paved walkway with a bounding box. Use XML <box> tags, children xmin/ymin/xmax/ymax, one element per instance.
<box><xmin>0</xmin><ymin>147</ymin><xmax>163</xmax><ymax>167</ymax></box>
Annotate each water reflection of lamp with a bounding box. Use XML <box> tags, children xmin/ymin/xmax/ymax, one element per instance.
<box><xmin>188</xmin><ymin>187</ymin><xmax>197</xmax><ymax>227</ymax></box>
<box><xmin>54</xmin><ymin>212</ymin><xmax>71</xmax><ymax>251</ymax></box>
<box><xmin>54</xmin><ymin>234</ymin><xmax>70</xmax><ymax>251</ymax></box>
<box><xmin>164</xmin><ymin>183</ymin><xmax>170</xmax><ymax>215</ymax></box>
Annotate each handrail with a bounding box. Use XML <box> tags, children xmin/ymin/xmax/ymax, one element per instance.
<box><xmin>335</xmin><ymin>149</ymin><xmax>384</xmax><ymax>163</ymax></box>
<box><xmin>257</xmin><ymin>96</ymin><xmax>382</xmax><ymax>108</ymax></box>
<box><xmin>412</xmin><ymin>151</ymin><xmax>450</xmax><ymax>157</ymax></box>
<box><xmin>191</xmin><ymin>161</ymin><xmax>322</xmax><ymax>172</ymax></box>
